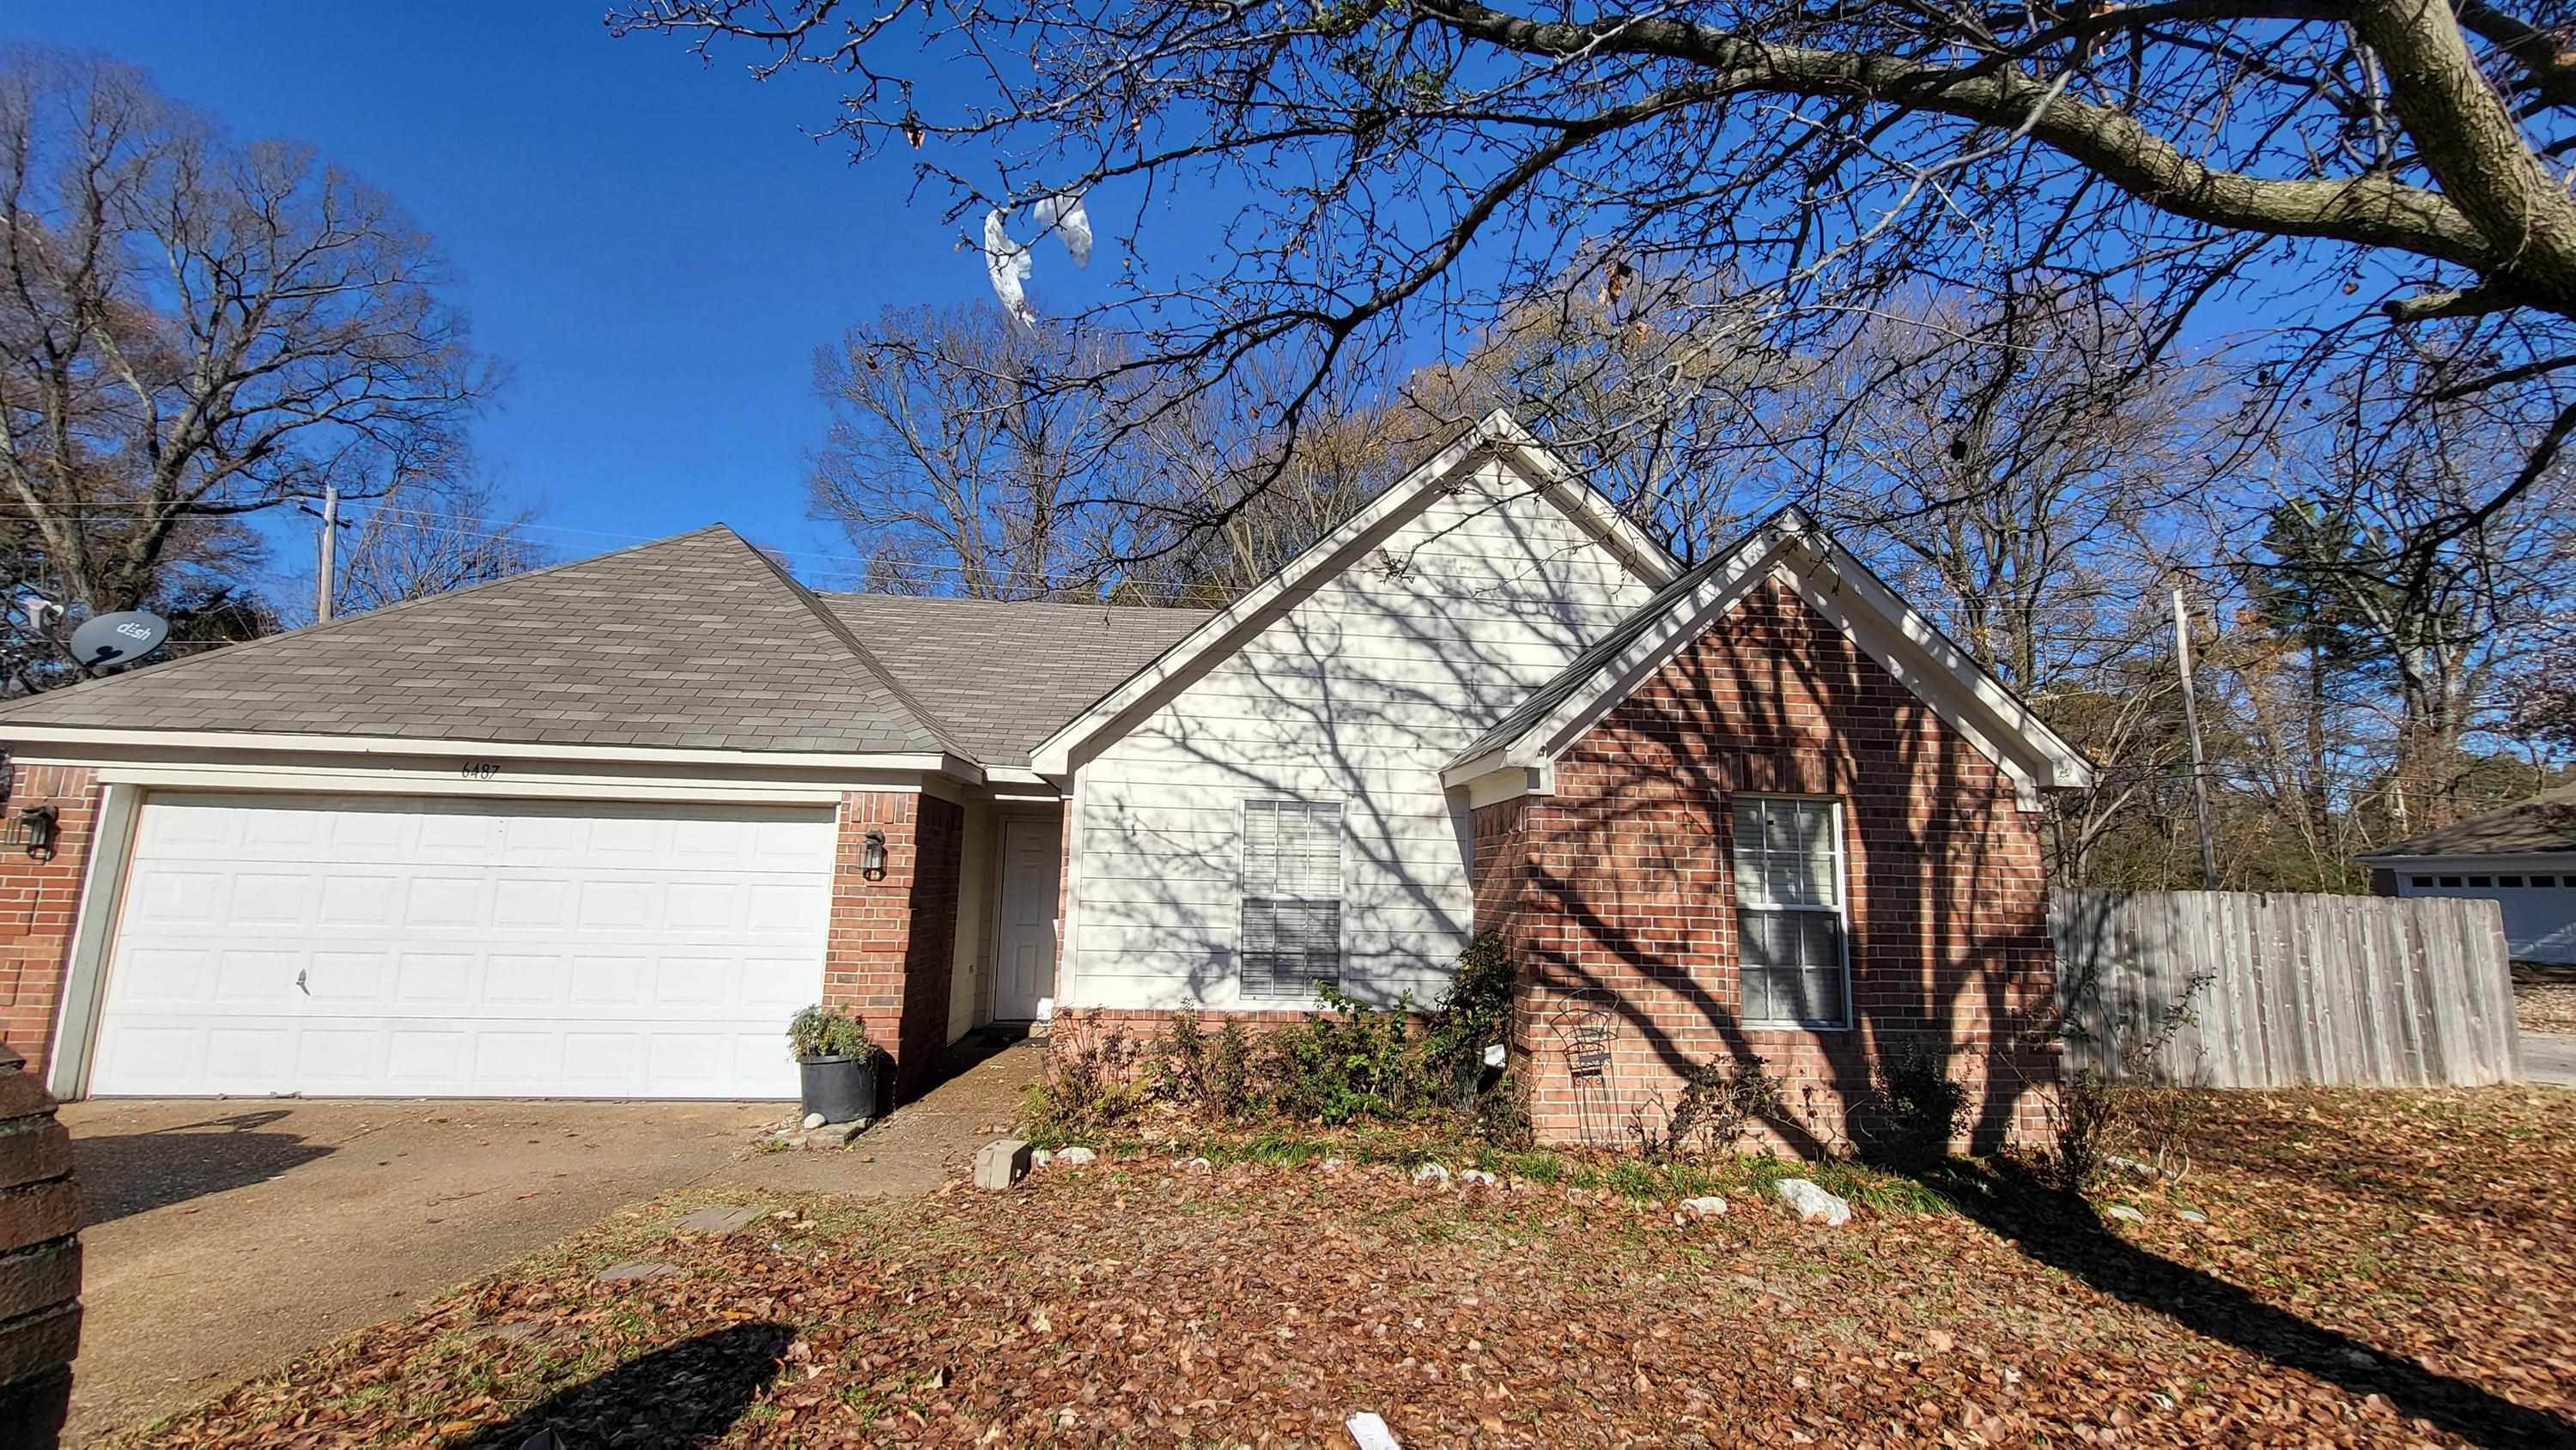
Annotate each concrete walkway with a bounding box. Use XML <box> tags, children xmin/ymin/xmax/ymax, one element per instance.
<box><xmin>2522</xmin><ymin>1031</ymin><xmax>2576</xmax><ymax>1088</ymax></box>
<box><xmin>58</xmin><ymin>1038</ymin><xmax>1046</xmax><ymax>1443</ymax></box>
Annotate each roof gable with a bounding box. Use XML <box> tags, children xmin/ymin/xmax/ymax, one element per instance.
<box><xmin>1443</xmin><ymin>508</ymin><xmax>2097</xmax><ymax>801</ymax></box>
<box><xmin>0</xmin><ymin>526</ymin><xmax>961</xmax><ymax>757</ymax></box>
<box><xmin>1028</xmin><ymin>409</ymin><xmax>1680</xmax><ymax>774</ymax></box>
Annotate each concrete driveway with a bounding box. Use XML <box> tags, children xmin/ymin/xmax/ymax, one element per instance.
<box><xmin>59</xmin><ymin>1098</ymin><xmax>780</xmax><ymax>1443</ymax></box>
<box><xmin>2524</xmin><ymin>1031</ymin><xmax>2576</xmax><ymax>1087</ymax></box>
<box><xmin>53</xmin><ymin>1040</ymin><xmax>1043</xmax><ymax>1444</ymax></box>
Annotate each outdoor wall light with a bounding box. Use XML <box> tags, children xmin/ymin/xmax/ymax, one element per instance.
<box><xmin>860</xmin><ymin>830</ymin><xmax>889</xmax><ymax>879</ymax></box>
<box><xmin>10</xmin><ymin>804</ymin><xmax>58</xmax><ymax>860</ymax></box>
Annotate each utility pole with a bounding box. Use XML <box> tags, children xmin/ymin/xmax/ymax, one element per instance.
<box><xmin>2171</xmin><ymin>586</ymin><xmax>2219</xmax><ymax>889</ymax></box>
<box><xmin>313</xmin><ymin>484</ymin><xmax>339</xmax><ymax>623</ymax></box>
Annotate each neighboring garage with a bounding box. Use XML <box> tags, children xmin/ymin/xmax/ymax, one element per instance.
<box><xmin>2366</xmin><ymin>782</ymin><xmax>2576</xmax><ymax>965</ymax></box>
<box><xmin>88</xmin><ymin>794</ymin><xmax>834</xmax><ymax>1098</ymax></box>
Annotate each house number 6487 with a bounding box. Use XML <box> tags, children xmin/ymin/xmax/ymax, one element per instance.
<box><xmin>460</xmin><ymin>761</ymin><xmax>501</xmax><ymax>780</ymax></box>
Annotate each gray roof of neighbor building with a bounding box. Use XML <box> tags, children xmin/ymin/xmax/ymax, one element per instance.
<box><xmin>2363</xmin><ymin>785</ymin><xmax>2576</xmax><ymax>859</ymax></box>
<box><xmin>0</xmin><ymin>527</ymin><xmax>964</xmax><ymax>755</ymax></box>
<box><xmin>821</xmin><ymin>593</ymin><xmax>1213</xmax><ymax>766</ymax></box>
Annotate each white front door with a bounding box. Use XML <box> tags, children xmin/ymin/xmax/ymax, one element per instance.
<box><xmin>993</xmin><ymin>816</ymin><xmax>1061</xmax><ymax>1019</ymax></box>
<box><xmin>88</xmin><ymin>793</ymin><xmax>834</xmax><ymax>1098</ymax></box>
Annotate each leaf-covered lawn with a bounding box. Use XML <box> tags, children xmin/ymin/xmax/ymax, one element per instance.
<box><xmin>127</xmin><ymin>1088</ymin><xmax>2575</xmax><ymax>1448</ymax></box>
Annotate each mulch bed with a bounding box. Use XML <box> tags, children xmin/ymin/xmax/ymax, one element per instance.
<box><xmin>125</xmin><ymin>1088</ymin><xmax>2576</xmax><ymax>1448</ymax></box>
<box><xmin>2514</xmin><ymin>963</ymin><xmax>2576</xmax><ymax>1034</ymax></box>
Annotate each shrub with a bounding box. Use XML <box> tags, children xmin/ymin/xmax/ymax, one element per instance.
<box><xmin>786</xmin><ymin>1004</ymin><xmax>872</xmax><ymax>1061</ymax></box>
<box><xmin>1019</xmin><ymin>1030</ymin><xmax>1148</xmax><ymax>1140</ymax></box>
<box><xmin>1421</xmin><ymin>931</ymin><xmax>1516</xmax><ymax>1110</ymax></box>
<box><xmin>2049</xmin><ymin>1067</ymin><xmax>2118</xmax><ymax>1191</ymax></box>
<box><xmin>1867</xmin><ymin>1042</ymin><xmax>1969</xmax><ymax>1168</ymax></box>
<box><xmin>1261</xmin><ymin>985</ymin><xmax>1428</xmax><ymax>1125</ymax></box>
<box><xmin>1630</xmin><ymin>1055</ymin><xmax>1784</xmax><ymax>1162</ymax></box>
<box><xmin>1152</xmin><ymin>1010</ymin><xmax>1255</xmax><ymax>1119</ymax></box>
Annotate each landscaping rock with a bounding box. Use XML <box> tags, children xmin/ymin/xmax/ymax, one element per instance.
<box><xmin>1030</xmin><ymin>1149</ymin><xmax>1054</xmax><ymax>1168</ymax></box>
<box><xmin>673</xmin><ymin>1205</ymin><xmax>763</xmax><ymax>1236</ymax></box>
<box><xmin>2177</xmin><ymin>1210</ymin><xmax>2208</xmax><ymax>1223</ymax></box>
<box><xmin>1412</xmin><ymin>1162</ymin><xmax>1452</xmax><ymax>1186</ymax></box>
<box><xmin>591</xmin><ymin>1261</ymin><xmax>683</xmax><ymax>1284</ymax></box>
<box><xmin>1458</xmin><ymin>1168</ymin><xmax>1500</xmax><ymax>1188</ymax></box>
<box><xmin>1774</xmin><ymin>1179</ymin><xmax>1851</xmax><ymax>1227</ymax></box>
<box><xmin>1054</xmin><ymin>1146</ymin><xmax>1097</xmax><ymax>1166</ymax></box>
<box><xmin>1320</xmin><ymin>1156</ymin><xmax>1349</xmax><ymax>1173</ymax></box>
<box><xmin>803</xmin><ymin>1112</ymin><xmax>827</xmax><ymax>1131</ymax></box>
<box><xmin>1681</xmin><ymin>1195</ymin><xmax>1728</xmax><ymax>1220</ymax></box>
<box><xmin>975</xmin><ymin>1138</ymin><xmax>1033</xmax><ymax>1191</ymax></box>
<box><xmin>2105</xmin><ymin>1204</ymin><xmax>2145</xmax><ymax>1222</ymax></box>
<box><xmin>1179</xmin><ymin>1156</ymin><xmax>1214</xmax><ymax>1173</ymax></box>
<box><xmin>2106</xmin><ymin>1154</ymin><xmax>2159</xmax><ymax>1181</ymax></box>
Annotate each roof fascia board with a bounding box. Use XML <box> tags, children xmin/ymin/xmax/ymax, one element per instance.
<box><xmin>1770</xmin><ymin>560</ymin><xmax>2045</xmax><ymax>810</ymax></box>
<box><xmin>1031</xmin><ymin>412</ymin><xmax>1652</xmax><ymax>774</ymax></box>
<box><xmin>1482</xmin><ymin>410</ymin><xmax>1681</xmax><ymax>585</ymax></box>
<box><xmin>2360</xmin><ymin>848</ymin><xmax>2576</xmax><ymax>865</ymax></box>
<box><xmin>1501</xmin><ymin>522</ymin><xmax>1795</xmax><ymax>769</ymax></box>
<box><xmin>1777</xmin><ymin>541</ymin><xmax>2094</xmax><ymax>790</ymax></box>
<box><xmin>0</xmin><ymin>725</ymin><xmax>980</xmax><ymax>780</ymax></box>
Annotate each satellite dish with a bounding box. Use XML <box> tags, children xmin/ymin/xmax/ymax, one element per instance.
<box><xmin>69</xmin><ymin>610</ymin><xmax>170</xmax><ymax>673</ymax></box>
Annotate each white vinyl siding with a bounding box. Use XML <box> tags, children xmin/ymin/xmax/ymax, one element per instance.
<box><xmin>1733</xmin><ymin>797</ymin><xmax>1851</xmax><ymax>1028</ymax></box>
<box><xmin>1068</xmin><ymin>458</ymin><xmax>1662</xmax><ymax>1009</ymax></box>
<box><xmin>1239</xmin><ymin>799</ymin><xmax>1344</xmax><ymax>1000</ymax></box>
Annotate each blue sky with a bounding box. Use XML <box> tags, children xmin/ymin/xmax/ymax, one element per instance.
<box><xmin>9</xmin><ymin>3</ymin><xmax>1062</xmax><ymax>591</ymax></box>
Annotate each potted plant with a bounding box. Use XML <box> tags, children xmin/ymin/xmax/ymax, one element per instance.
<box><xmin>787</xmin><ymin>1004</ymin><xmax>886</xmax><ymax>1123</ymax></box>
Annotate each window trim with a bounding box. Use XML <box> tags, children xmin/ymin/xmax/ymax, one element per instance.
<box><xmin>1236</xmin><ymin>797</ymin><xmax>1346</xmax><ymax>1003</ymax></box>
<box><xmin>1729</xmin><ymin>794</ymin><xmax>1855</xmax><ymax>1032</ymax></box>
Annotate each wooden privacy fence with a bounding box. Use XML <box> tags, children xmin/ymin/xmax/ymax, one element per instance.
<box><xmin>2052</xmin><ymin>889</ymin><xmax>2522</xmax><ymax>1088</ymax></box>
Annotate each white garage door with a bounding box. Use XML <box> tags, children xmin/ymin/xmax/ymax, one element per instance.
<box><xmin>88</xmin><ymin>794</ymin><xmax>835</xmax><ymax>1098</ymax></box>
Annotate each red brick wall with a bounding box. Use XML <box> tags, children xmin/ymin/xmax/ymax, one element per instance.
<box><xmin>823</xmin><ymin>791</ymin><xmax>967</xmax><ymax>1102</ymax></box>
<box><xmin>0</xmin><ymin>767</ymin><xmax>105</xmax><ymax>1087</ymax></box>
<box><xmin>0</xmin><ymin>1042</ymin><xmax>78</xmax><ymax>1448</ymax></box>
<box><xmin>1480</xmin><ymin>579</ymin><xmax>2060</xmax><ymax>1156</ymax></box>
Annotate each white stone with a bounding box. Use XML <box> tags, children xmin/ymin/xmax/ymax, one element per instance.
<box><xmin>2105</xmin><ymin>1155</ymin><xmax>2159</xmax><ymax>1180</ymax></box>
<box><xmin>1774</xmin><ymin>1179</ymin><xmax>1850</xmax><ymax>1227</ymax></box>
<box><xmin>1054</xmin><ymin>1146</ymin><xmax>1097</xmax><ymax>1165</ymax></box>
<box><xmin>2105</xmin><ymin>1204</ymin><xmax>2145</xmax><ymax>1222</ymax></box>
<box><xmin>1681</xmin><ymin>1195</ymin><xmax>1728</xmax><ymax>1220</ymax></box>
<box><xmin>2176</xmin><ymin>1210</ymin><xmax>2207</xmax><ymax>1223</ymax></box>
<box><xmin>1180</xmin><ymin>1156</ymin><xmax>1214</xmax><ymax>1173</ymax></box>
<box><xmin>1412</xmin><ymin>1162</ymin><xmax>1452</xmax><ymax>1186</ymax></box>
<box><xmin>1458</xmin><ymin>1168</ymin><xmax>1500</xmax><ymax>1188</ymax></box>
<box><xmin>803</xmin><ymin>1112</ymin><xmax>827</xmax><ymax>1131</ymax></box>
<box><xmin>1320</xmin><ymin>1156</ymin><xmax>1349</xmax><ymax>1173</ymax></box>
<box><xmin>1030</xmin><ymin>1149</ymin><xmax>1054</xmax><ymax>1168</ymax></box>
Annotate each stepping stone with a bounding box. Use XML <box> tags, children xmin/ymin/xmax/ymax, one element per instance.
<box><xmin>674</xmin><ymin>1205</ymin><xmax>763</xmax><ymax>1235</ymax></box>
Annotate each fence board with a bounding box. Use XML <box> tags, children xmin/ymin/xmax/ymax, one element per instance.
<box><xmin>2055</xmin><ymin>889</ymin><xmax>2519</xmax><ymax>1089</ymax></box>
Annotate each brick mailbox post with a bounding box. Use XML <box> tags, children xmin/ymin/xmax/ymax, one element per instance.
<box><xmin>0</xmin><ymin>1040</ymin><xmax>76</xmax><ymax>1450</ymax></box>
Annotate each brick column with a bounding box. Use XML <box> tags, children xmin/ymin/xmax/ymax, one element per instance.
<box><xmin>0</xmin><ymin>767</ymin><xmax>105</xmax><ymax>1088</ymax></box>
<box><xmin>0</xmin><ymin>1040</ymin><xmax>78</xmax><ymax>1450</ymax></box>
<box><xmin>823</xmin><ymin>792</ymin><xmax>966</xmax><ymax>1102</ymax></box>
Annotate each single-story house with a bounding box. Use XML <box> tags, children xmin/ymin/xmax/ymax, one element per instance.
<box><xmin>2364</xmin><ymin>785</ymin><xmax>2576</xmax><ymax>964</ymax></box>
<box><xmin>0</xmin><ymin>410</ymin><xmax>2092</xmax><ymax>1150</ymax></box>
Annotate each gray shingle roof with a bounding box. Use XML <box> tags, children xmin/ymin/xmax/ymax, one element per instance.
<box><xmin>0</xmin><ymin>527</ymin><xmax>962</xmax><ymax>755</ymax></box>
<box><xmin>819</xmin><ymin>593</ymin><xmax>1213</xmax><ymax>766</ymax></box>
<box><xmin>2363</xmin><ymin>785</ymin><xmax>2576</xmax><ymax>859</ymax></box>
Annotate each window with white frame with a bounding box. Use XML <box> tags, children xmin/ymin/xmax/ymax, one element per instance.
<box><xmin>1240</xmin><ymin>798</ymin><xmax>1344</xmax><ymax>1001</ymax></box>
<box><xmin>1731</xmin><ymin>797</ymin><xmax>1851</xmax><ymax>1028</ymax></box>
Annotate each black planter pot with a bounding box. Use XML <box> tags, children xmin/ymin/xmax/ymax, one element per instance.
<box><xmin>797</xmin><ymin>1053</ymin><xmax>888</xmax><ymax>1123</ymax></box>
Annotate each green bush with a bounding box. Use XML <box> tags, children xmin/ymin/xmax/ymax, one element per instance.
<box><xmin>786</xmin><ymin>1004</ymin><xmax>873</xmax><ymax>1061</ymax></box>
<box><xmin>1151</xmin><ymin>1009</ymin><xmax>1255</xmax><ymax>1118</ymax></box>
<box><xmin>1261</xmin><ymin>984</ymin><xmax>1429</xmax><ymax>1125</ymax></box>
<box><xmin>1020</xmin><ymin>1030</ymin><xmax>1149</xmax><ymax>1142</ymax></box>
<box><xmin>1421</xmin><ymin>931</ymin><xmax>1515</xmax><ymax>1110</ymax></box>
<box><xmin>1868</xmin><ymin>1041</ymin><xmax>1969</xmax><ymax>1168</ymax></box>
